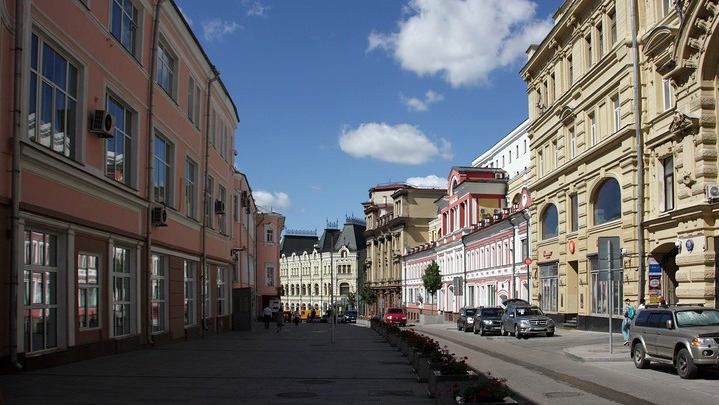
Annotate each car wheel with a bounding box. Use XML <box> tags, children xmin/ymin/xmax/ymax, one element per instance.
<box><xmin>458</xmin><ymin>323</ymin><xmax>463</xmax><ymax>331</ymax></box>
<box><xmin>676</xmin><ymin>348</ymin><xmax>699</xmax><ymax>379</ymax></box>
<box><xmin>632</xmin><ymin>342</ymin><xmax>650</xmax><ymax>369</ymax></box>
<box><xmin>515</xmin><ymin>325</ymin><xmax>522</xmax><ymax>339</ymax></box>
<box><xmin>500</xmin><ymin>325</ymin><xmax>507</xmax><ymax>336</ymax></box>
<box><xmin>546</xmin><ymin>332</ymin><xmax>554</xmax><ymax>337</ymax></box>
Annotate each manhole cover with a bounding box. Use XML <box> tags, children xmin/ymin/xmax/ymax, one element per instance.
<box><xmin>545</xmin><ymin>392</ymin><xmax>583</xmax><ymax>398</ymax></box>
<box><xmin>298</xmin><ymin>379</ymin><xmax>334</xmax><ymax>385</ymax></box>
<box><xmin>378</xmin><ymin>361</ymin><xmax>409</xmax><ymax>365</ymax></box>
<box><xmin>369</xmin><ymin>390</ymin><xmax>414</xmax><ymax>397</ymax></box>
<box><xmin>276</xmin><ymin>392</ymin><xmax>318</xmax><ymax>399</ymax></box>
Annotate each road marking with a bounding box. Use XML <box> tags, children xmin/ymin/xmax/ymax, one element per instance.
<box><xmin>419</xmin><ymin>328</ymin><xmax>658</xmax><ymax>405</ymax></box>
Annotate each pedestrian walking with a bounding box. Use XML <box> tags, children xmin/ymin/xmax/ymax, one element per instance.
<box><xmin>659</xmin><ymin>297</ymin><xmax>668</xmax><ymax>308</ymax></box>
<box><xmin>638</xmin><ymin>298</ymin><xmax>646</xmax><ymax>310</ymax></box>
<box><xmin>275</xmin><ymin>308</ymin><xmax>284</xmax><ymax>333</ymax></box>
<box><xmin>293</xmin><ymin>308</ymin><xmax>300</xmax><ymax>326</ymax></box>
<box><xmin>622</xmin><ymin>298</ymin><xmax>635</xmax><ymax>345</ymax></box>
<box><xmin>263</xmin><ymin>305</ymin><xmax>272</xmax><ymax>329</ymax></box>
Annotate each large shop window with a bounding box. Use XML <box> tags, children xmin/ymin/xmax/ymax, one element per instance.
<box><xmin>539</xmin><ymin>263</ymin><xmax>558</xmax><ymax>313</ymax></box>
<box><xmin>28</xmin><ymin>34</ymin><xmax>79</xmax><ymax>159</ymax></box>
<box><xmin>77</xmin><ymin>254</ymin><xmax>100</xmax><ymax>329</ymax></box>
<box><xmin>184</xmin><ymin>261</ymin><xmax>196</xmax><ymax>326</ymax></box>
<box><xmin>23</xmin><ymin>230</ymin><xmax>59</xmax><ymax>353</ymax></box>
<box><xmin>151</xmin><ymin>254</ymin><xmax>167</xmax><ymax>333</ymax></box>
<box><xmin>590</xmin><ymin>237</ymin><xmax>623</xmax><ymax>316</ymax></box>
<box><xmin>541</xmin><ymin>204</ymin><xmax>559</xmax><ymax>239</ymax></box>
<box><xmin>217</xmin><ymin>267</ymin><xmax>227</xmax><ymax>316</ymax></box>
<box><xmin>112</xmin><ymin>246</ymin><xmax>133</xmax><ymax>337</ymax></box>
<box><xmin>593</xmin><ymin>178</ymin><xmax>621</xmax><ymax>225</ymax></box>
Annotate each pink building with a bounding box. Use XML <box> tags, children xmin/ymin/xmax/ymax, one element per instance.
<box><xmin>256</xmin><ymin>212</ymin><xmax>285</xmax><ymax>314</ymax></box>
<box><xmin>0</xmin><ymin>1</ymin><xmax>252</xmax><ymax>369</ymax></box>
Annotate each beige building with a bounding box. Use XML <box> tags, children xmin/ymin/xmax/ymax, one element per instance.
<box><xmin>363</xmin><ymin>184</ymin><xmax>446</xmax><ymax>315</ymax></box>
<box><xmin>522</xmin><ymin>0</ymin><xmax>719</xmax><ymax>330</ymax></box>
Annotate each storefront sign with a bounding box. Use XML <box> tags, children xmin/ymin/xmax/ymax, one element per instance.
<box><xmin>648</xmin><ymin>260</ymin><xmax>662</xmax><ymax>297</ymax></box>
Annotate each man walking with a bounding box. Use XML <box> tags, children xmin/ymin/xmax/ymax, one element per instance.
<box><xmin>622</xmin><ymin>298</ymin><xmax>635</xmax><ymax>345</ymax></box>
<box><xmin>263</xmin><ymin>305</ymin><xmax>272</xmax><ymax>329</ymax></box>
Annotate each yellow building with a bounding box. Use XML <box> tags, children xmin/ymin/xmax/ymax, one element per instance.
<box><xmin>363</xmin><ymin>184</ymin><xmax>446</xmax><ymax>315</ymax></box>
<box><xmin>520</xmin><ymin>0</ymin><xmax>719</xmax><ymax>330</ymax></box>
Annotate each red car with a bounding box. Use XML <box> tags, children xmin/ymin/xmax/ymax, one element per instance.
<box><xmin>383</xmin><ymin>308</ymin><xmax>407</xmax><ymax>326</ymax></box>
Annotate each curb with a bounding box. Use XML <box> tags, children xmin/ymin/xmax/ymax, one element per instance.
<box><xmin>563</xmin><ymin>350</ymin><xmax>631</xmax><ymax>363</ymax></box>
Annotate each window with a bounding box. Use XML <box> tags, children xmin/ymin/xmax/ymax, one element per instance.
<box><xmin>538</xmin><ymin>151</ymin><xmax>544</xmax><ymax>176</ymax></box>
<box><xmin>590</xmin><ymin>251</ymin><xmax>623</xmax><ymax>316</ymax></box>
<box><xmin>111</xmin><ymin>0</ymin><xmax>138</xmax><ymax>55</ymax></box>
<box><xmin>28</xmin><ymin>34</ymin><xmax>79</xmax><ymax>159</ymax></box>
<box><xmin>266</xmin><ymin>265</ymin><xmax>275</xmax><ymax>287</ymax></box>
<box><xmin>23</xmin><ymin>230</ymin><xmax>59</xmax><ymax>352</ymax></box>
<box><xmin>188</xmin><ymin>77</ymin><xmax>201</xmax><ymax>128</ymax></box>
<box><xmin>78</xmin><ymin>254</ymin><xmax>100</xmax><ymax>329</ymax></box>
<box><xmin>541</xmin><ymin>204</ymin><xmax>558</xmax><ymax>239</ymax></box>
<box><xmin>597</xmin><ymin>23</ymin><xmax>604</xmax><ymax>58</ymax></box>
<box><xmin>205</xmin><ymin>175</ymin><xmax>214</xmax><ymax>228</ymax></box>
<box><xmin>609</xmin><ymin>9</ymin><xmax>617</xmax><ymax>45</ymax></box>
<box><xmin>569</xmin><ymin>194</ymin><xmax>579</xmax><ymax>232</ymax></box>
<box><xmin>516</xmin><ymin>144</ymin><xmax>519</xmax><ymax>159</ymax></box>
<box><xmin>203</xmin><ymin>266</ymin><xmax>210</xmax><ymax>318</ymax></box>
<box><xmin>585</xmin><ymin>34</ymin><xmax>592</xmax><ymax>68</ymax></box>
<box><xmin>663</xmin><ymin>157</ymin><xmax>674</xmax><ymax>211</ymax></box>
<box><xmin>508</xmin><ymin>151</ymin><xmax>511</xmax><ymax>164</ymax></box>
<box><xmin>569</xmin><ymin>126</ymin><xmax>576</xmax><ymax>159</ymax></box>
<box><xmin>567</xmin><ymin>54</ymin><xmax>574</xmax><ymax>85</ymax></box>
<box><xmin>612</xmin><ymin>95</ymin><xmax>621</xmax><ymax>132</ymax></box>
<box><xmin>112</xmin><ymin>246</ymin><xmax>132</xmax><ymax>337</ymax></box>
<box><xmin>502</xmin><ymin>155</ymin><xmax>505</xmax><ymax>167</ymax></box>
<box><xmin>589</xmin><ymin>112</ymin><xmax>596</xmax><ymax>146</ymax></box>
<box><xmin>233</xmin><ymin>194</ymin><xmax>239</xmax><ymax>222</ymax></box>
<box><xmin>217</xmin><ymin>267</ymin><xmax>227</xmax><ymax>316</ymax></box>
<box><xmin>184</xmin><ymin>261</ymin><xmax>196</xmax><ymax>326</ymax></box>
<box><xmin>156</xmin><ymin>41</ymin><xmax>176</xmax><ymax>98</ymax></box>
<box><xmin>105</xmin><ymin>95</ymin><xmax>133</xmax><ymax>186</ymax></box>
<box><xmin>552</xmin><ymin>140</ymin><xmax>558</xmax><ymax>169</ymax></box>
<box><xmin>663</xmin><ymin>79</ymin><xmax>673</xmax><ymax>111</ymax></box>
<box><xmin>210</xmin><ymin>109</ymin><xmax>216</xmax><ymax>147</ymax></box>
<box><xmin>185</xmin><ymin>158</ymin><xmax>197</xmax><ymax>219</ymax></box>
<box><xmin>487</xmin><ymin>284</ymin><xmax>496</xmax><ymax>307</ymax></box>
<box><xmin>593</xmin><ymin>178</ymin><xmax>621</xmax><ymax>225</ymax></box>
<box><xmin>661</xmin><ymin>0</ymin><xmax>672</xmax><ymax>17</ymax></box>
<box><xmin>539</xmin><ymin>263</ymin><xmax>558</xmax><ymax>312</ymax></box>
<box><xmin>151</xmin><ymin>254</ymin><xmax>166</xmax><ymax>333</ymax></box>
<box><xmin>218</xmin><ymin>185</ymin><xmax>227</xmax><ymax>234</ymax></box>
<box><xmin>521</xmin><ymin>239</ymin><xmax>528</xmax><ymax>261</ymax></box>
<box><xmin>153</xmin><ymin>134</ymin><xmax>172</xmax><ymax>205</ymax></box>
<box><xmin>266</xmin><ymin>225</ymin><xmax>274</xmax><ymax>243</ymax></box>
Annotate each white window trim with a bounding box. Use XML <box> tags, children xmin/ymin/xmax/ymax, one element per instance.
<box><xmin>150</xmin><ymin>253</ymin><xmax>168</xmax><ymax>334</ymax></box>
<box><xmin>77</xmin><ymin>252</ymin><xmax>102</xmax><ymax>331</ymax></box>
<box><xmin>109</xmin><ymin>243</ymin><xmax>135</xmax><ymax>338</ymax></box>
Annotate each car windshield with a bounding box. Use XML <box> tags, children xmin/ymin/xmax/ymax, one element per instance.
<box><xmin>675</xmin><ymin>309</ymin><xmax>719</xmax><ymax>327</ymax></box>
<box><xmin>464</xmin><ymin>309</ymin><xmax>477</xmax><ymax>316</ymax></box>
<box><xmin>347</xmin><ymin>311</ymin><xmax>357</xmax><ymax>315</ymax></box>
<box><xmin>516</xmin><ymin>307</ymin><xmax>543</xmax><ymax>316</ymax></box>
<box><xmin>387</xmin><ymin>308</ymin><xmax>403</xmax><ymax>314</ymax></box>
<box><xmin>481</xmin><ymin>308</ymin><xmax>502</xmax><ymax>317</ymax></box>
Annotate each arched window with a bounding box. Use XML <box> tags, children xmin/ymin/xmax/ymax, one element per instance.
<box><xmin>339</xmin><ymin>283</ymin><xmax>350</xmax><ymax>296</ymax></box>
<box><xmin>593</xmin><ymin>178</ymin><xmax>621</xmax><ymax>225</ymax></box>
<box><xmin>340</xmin><ymin>250</ymin><xmax>347</xmax><ymax>258</ymax></box>
<box><xmin>541</xmin><ymin>204</ymin><xmax>559</xmax><ymax>239</ymax></box>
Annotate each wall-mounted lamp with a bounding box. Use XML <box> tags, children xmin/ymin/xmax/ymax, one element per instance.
<box><xmin>674</xmin><ymin>239</ymin><xmax>682</xmax><ymax>253</ymax></box>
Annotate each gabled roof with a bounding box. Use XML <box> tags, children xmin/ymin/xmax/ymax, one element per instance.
<box><xmin>280</xmin><ymin>235</ymin><xmax>318</xmax><ymax>256</ymax></box>
<box><xmin>334</xmin><ymin>222</ymin><xmax>366</xmax><ymax>252</ymax></box>
<box><xmin>318</xmin><ymin>228</ymin><xmax>341</xmax><ymax>252</ymax></box>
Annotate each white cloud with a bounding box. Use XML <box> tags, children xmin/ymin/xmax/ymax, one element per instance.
<box><xmin>202</xmin><ymin>19</ymin><xmax>241</xmax><ymax>41</ymax></box>
<box><xmin>246</xmin><ymin>1</ymin><xmax>271</xmax><ymax>17</ymax></box>
<box><xmin>401</xmin><ymin>90</ymin><xmax>445</xmax><ymax>112</ymax></box>
<box><xmin>406</xmin><ymin>175</ymin><xmax>447</xmax><ymax>189</ymax></box>
<box><xmin>338</xmin><ymin>122</ymin><xmax>452</xmax><ymax>165</ymax></box>
<box><xmin>178</xmin><ymin>6</ymin><xmax>192</xmax><ymax>26</ymax></box>
<box><xmin>253</xmin><ymin>191</ymin><xmax>290</xmax><ymax>212</ymax></box>
<box><xmin>367</xmin><ymin>0</ymin><xmax>553</xmax><ymax>87</ymax></box>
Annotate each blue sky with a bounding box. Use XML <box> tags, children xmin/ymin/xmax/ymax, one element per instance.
<box><xmin>177</xmin><ymin>0</ymin><xmax>564</xmax><ymax>233</ymax></box>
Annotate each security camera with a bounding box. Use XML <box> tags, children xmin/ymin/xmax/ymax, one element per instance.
<box><xmin>674</xmin><ymin>240</ymin><xmax>681</xmax><ymax>248</ymax></box>
<box><xmin>620</xmin><ymin>248</ymin><xmax>627</xmax><ymax>256</ymax></box>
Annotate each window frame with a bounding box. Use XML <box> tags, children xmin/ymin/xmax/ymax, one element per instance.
<box><xmin>150</xmin><ymin>254</ymin><xmax>168</xmax><ymax>334</ymax></box>
<box><xmin>185</xmin><ymin>157</ymin><xmax>198</xmax><ymax>219</ymax></box>
<box><xmin>105</xmin><ymin>92</ymin><xmax>135</xmax><ymax>188</ymax></box>
<box><xmin>216</xmin><ymin>267</ymin><xmax>227</xmax><ymax>316</ymax></box>
<box><xmin>205</xmin><ymin>175</ymin><xmax>214</xmax><ymax>229</ymax></box>
<box><xmin>111</xmin><ymin>245</ymin><xmax>134</xmax><ymax>338</ymax></box>
<box><xmin>663</xmin><ymin>157</ymin><xmax>674</xmax><ymax>211</ymax></box>
<box><xmin>612</xmin><ymin>95</ymin><xmax>621</xmax><ymax>132</ymax></box>
<box><xmin>152</xmin><ymin>132</ymin><xmax>174</xmax><ymax>206</ymax></box>
<box><xmin>77</xmin><ymin>253</ymin><xmax>101</xmax><ymax>330</ymax></box>
<box><xmin>23</xmin><ymin>229</ymin><xmax>60</xmax><ymax>353</ymax></box>
<box><xmin>218</xmin><ymin>185</ymin><xmax>227</xmax><ymax>235</ymax></box>
<box><xmin>541</xmin><ymin>204</ymin><xmax>559</xmax><ymax>240</ymax></box>
<box><xmin>156</xmin><ymin>39</ymin><xmax>177</xmax><ymax>99</ymax></box>
<box><xmin>663</xmin><ymin>79</ymin><xmax>673</xmax><ymax>111</ymax></box>
<box><xmin>184</xmin><ymin>260</ymin><xmax>196</xmax><ymax>327</ymax></box>
<box><xmin>593</xmin><ymin>178</ymin><xmax>622</xmax><ymax>226</ymax></box>
<box><xmin>539</xmin><ymin>262</ymin><xmax>558</xmax><ymax>313</ymax></box>
<box><xmin>110</xmin><ymin>0</ymin><xmax>140</xmax><ymax>57</ymax></box>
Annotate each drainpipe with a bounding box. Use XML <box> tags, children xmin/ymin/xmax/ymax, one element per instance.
<box><xmin>144</xmin><ymin>0</ymin><xmax>164</xmax><ymax>346</ymax></box>
<box><xmin>201</xmin><ymin>66</ymin><xmax>220</xmax><ymax>336</ymax></box>
<box><xmin>522</xmin><ymin>209</ymin><xmax>531</xmax><ymax>304</ymax></box>
<box><xmin>510</xmin><ymin>216</ymin><xmax>517</xmax><ymax>300</ymax></box>
<box><xmin>630</xmin><ymin>0</ymin><xmax>646</xmax><ymax>301</ymax></box>
<box><xmin>9</xmin><ymin>0</ymin><xmax>29</xmax><ymax>370</ymax></box>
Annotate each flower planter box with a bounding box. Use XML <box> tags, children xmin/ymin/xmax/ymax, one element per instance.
<box><xmin>414</xmin><ymin>358</ymin><xmax>434</xmax><ymax>383</ymax></box>
<box><xmin>408</xmin><ymin>348</ymin><xmax>421</xmax><ymax>365</ymax></box>
<box><xmin>428</xmin><ymin>370</ymin><xmax>478</xmax><ymax>404</ymax></box>
<box><xmin>398</xmin><ymin>339</ymin><xmax>410</xmax><ymax>356</ymax></box>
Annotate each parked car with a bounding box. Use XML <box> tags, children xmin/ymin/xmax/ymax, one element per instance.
<box><xmin>457</xmin><ymin>307</ymin><xmax>478</xmax><ymax>332</ymax></box>
<box><xmin>383</xmin><ymin>308</ymin><xmax>407</xmax><ymax>326</ymax></box>
<box><xmin>630</xmin><ymin>306</ymin><xmax>719</xmax><ymax>379</ymax></box>
<box><xmin>341</xmin><ymin>310</ymin><xmax>358</xmax><ymax>323</ymax></box>
<box><xmin>501</xmin><ymin>305</ymin><xmax>555</xmax><ymax>338</ymax></box>
<box><xmin>472</xmin><ymin>307</ymin><xmax>504</xmax><ymax>336</ymax></box>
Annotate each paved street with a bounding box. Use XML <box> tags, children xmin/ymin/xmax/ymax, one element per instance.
<box><xmin>413</xmin><ymin>323</ymin><xmax>719</xmax><ymax>405</ymax></box>
<box><xmin>0</xmin><ymin>322</ymin><xmax>432</xmax><ymax>405</ymax></box>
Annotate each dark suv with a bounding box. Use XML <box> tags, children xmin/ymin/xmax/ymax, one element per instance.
<box><xmin>472</xmin><ymin>307</ymin><xmax>504</xmax><ymax>336</ymax></box>
<box><xmin>630</xmin><ymin>306</ymin><xmax>719</xmax><ymax>379</ymax></box>
<box><xmin>456</xmin><ymin>307</ymin><xmax>477</xmax><ymax>332</ymax></box>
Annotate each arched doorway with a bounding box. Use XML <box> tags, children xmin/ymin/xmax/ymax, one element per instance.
<box><xmin>650</xmin><ymin>243</ymin><xmax>679</xmax><ymax>305</ymax></box>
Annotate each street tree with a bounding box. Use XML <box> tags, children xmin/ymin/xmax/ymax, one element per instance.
<box><xmin>422</xmin><ymin>260</ymin><xmax>441</xmax><ymax>307</ymax></box>
<box><xmin>360</xmin><ymin>281</ymin><xmax>376</xmax><ymax>305</ymax></box>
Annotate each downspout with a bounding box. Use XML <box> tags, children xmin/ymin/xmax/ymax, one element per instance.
<box><xmin>522</xmin><ymin>210</ymin><xmax>531</xmax><ymax>304</ymax></box>
<box><xmin>144</xmin><ymin>0</ymin><xmax>164</xmax><ymax>346</ymax></box>
<box><xmin>510</xmin><ymin>217</ymin><xmax>517</xmax><ymax>300</ymax></box>
<box><xmin>630</xmin><ymin>0</ymin><xmax>646</xmax><ymax>300</ymax></box>
<box><xmin>10</xmin><ymin>0</ymin><xmax>29</xmax><ymax>370</ymax></box>
<box><xmin>201</xmin><ymin>66</ymin><xmax>220</xmax><ymax>336</ymax></box>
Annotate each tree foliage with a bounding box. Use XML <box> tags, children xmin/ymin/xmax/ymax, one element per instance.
<box><xmin>359</xmin><ymin>281</ymin><xmax>377</xmax><ymax>305</ymax></box>
<box><xmin>422</xmin><ymin>260</ymin><xmax>442</xmax><ymax>295</ymax></box>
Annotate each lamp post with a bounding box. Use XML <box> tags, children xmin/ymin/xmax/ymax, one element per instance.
<box><xmin>314</xmin><ymin>243</ymin><xmax>324</xmax><ymax>313</ymax></box>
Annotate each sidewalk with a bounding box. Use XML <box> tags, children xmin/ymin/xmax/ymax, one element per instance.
<box><xmin>0</xmin><ymin>322</ymin><xmax>433</xmax><ymax>404</ymax></box>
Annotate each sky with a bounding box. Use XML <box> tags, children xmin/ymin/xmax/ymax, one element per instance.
<box><xmin>177</xmin><ymin>0</ymin><xmax>564</xmax><ymax>233</ymax></box>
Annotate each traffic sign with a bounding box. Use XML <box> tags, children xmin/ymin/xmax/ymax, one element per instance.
<box><xmin>524</xmin><ymin>257</ymin><xmax>532</xmax><ymax>266</ymax></box>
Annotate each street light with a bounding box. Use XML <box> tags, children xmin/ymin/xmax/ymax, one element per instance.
<box><xmin>314</xmin><ymin>242</ymin><xmax>324</xmax><ymax>313</ymax></box>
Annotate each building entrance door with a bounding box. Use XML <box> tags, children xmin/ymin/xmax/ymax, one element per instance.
<box><xmin>566</xmin><ymin>261</ymin><xmax>579</xmax><ymax>312</ymax></box>
<box><xmin>650</xmin><ymin>244</ymin><xmax>678</xmax><ymax>305</ymax></box>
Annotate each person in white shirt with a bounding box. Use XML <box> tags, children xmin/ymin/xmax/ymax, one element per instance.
<box><xmin>263</xmin><ymin>306</ymin><xmax>272</xmax><ymax>329</ymax></box>
<box><xmin>638</xmin><ymin>298</ymin><xmax>646</xmax><ymax>310</ymax></box>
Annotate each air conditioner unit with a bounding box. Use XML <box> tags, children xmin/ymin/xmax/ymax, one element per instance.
<box><xmin>706</xmin><ymin>184</ymin><xmax>719</xmax><ymax>200</ymax></box>
<box><xmin>480</xmin><ymin>208</ymin><xmax>487</xmax><ymax>215</ymax></box>
<box><xmin>215</xmin><ymin>200</ymin><xmax>226</xmax><ymax>215</ymax></box>
<box><xmin>151</xmin><ymin>206</ymin><xmax>168</xmax><ymax>227</ymax></box>
<box><xmin>494</xmin><ymin>208</ymin><xmax>501</xmax><ymax>215</ymax></box>
<box><xmin>89</xmin><ymin>110</ymin><xmax>115</xmax><ymax>138</ymax></box>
